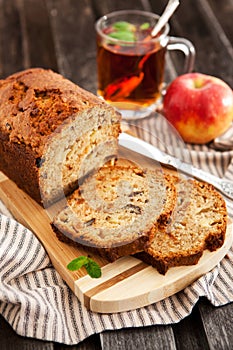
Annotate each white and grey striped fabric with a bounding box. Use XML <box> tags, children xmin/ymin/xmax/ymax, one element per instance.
<box><xmin>0</xmin><ymin>115</ymin><xmax>233</xmax><ymax>345</ymax></box>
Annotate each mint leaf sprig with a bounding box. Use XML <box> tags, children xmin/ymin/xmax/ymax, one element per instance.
<box><xmin>108</xmin><ymin>21</ymin><xmax>136</xmax><ymax>42</ymax></box>
<box><xmin>67</xmin><ymin>256</ymin><xmax>102</xmax><ymax>278</ymax></box>
<box><xmin>106</xmin><ymin>21</ymin><xmax>151</xmax><ymax>42</ymax></box>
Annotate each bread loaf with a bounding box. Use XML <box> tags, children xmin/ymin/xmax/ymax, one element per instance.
<box><xmin>0</xmin><ymin>68</ymin><xmax>121</xmax><ymax>205</ymax></box>
<box><xmin>136</xmin><ymin>176</ymin><xmax>227</xmax><ymax>274</ymax></box>
<box><xmin>52</xmin><ymin>159</ymin><xmax>177</xmax><ymax>261</ymax></box>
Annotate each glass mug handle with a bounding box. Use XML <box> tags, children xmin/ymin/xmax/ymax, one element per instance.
<box><xmin>167</xmin><ymin>36</ymin><xmax>196</xmax><ymax>73</ymax></box>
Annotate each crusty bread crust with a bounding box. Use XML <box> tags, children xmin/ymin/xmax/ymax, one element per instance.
<box><xmin>136</xmin><ymin>176</ymin><xmax>227</xmax><ymax>274</ymax></box>
<box><xmin>0</xmin><ymin>68</ymin><xmax>121</xmax><ymax>205</ymax></box>
<box><xmin>52</xmin><ymin>223</ymin><xmax>150</xmax><ymax>262</ymax></box>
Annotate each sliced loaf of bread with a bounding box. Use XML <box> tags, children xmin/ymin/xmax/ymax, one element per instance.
<box><xmin>136</xmin><ymin>176</ymin><xmax>227</xmax><ymax>274</ymax></box>
<box><xmin>52</xmin><ymin>159</ymin><xmax>177</xmax><ymax>261</ymax></box>
<box><xmin>0</xmin><ymin>68</ymin><xmax>121</xmax><ymax>206</ymax></box>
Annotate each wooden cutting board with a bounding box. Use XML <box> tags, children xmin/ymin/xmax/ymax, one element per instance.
<box><xmin>0</xmin><ymin>147</ymin><xmax>232</xmax><ymax>313</ymax></box>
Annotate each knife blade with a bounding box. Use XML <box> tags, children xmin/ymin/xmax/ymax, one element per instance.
<box><xmin>118</xmin><ymin>132</ymin><xmax>233</xmax><ymax>201</ymax></box>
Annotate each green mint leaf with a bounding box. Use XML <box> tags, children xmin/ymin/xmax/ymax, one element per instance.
<box><xmin>85</xmin><ymin>259</ymin><xmax>102</xmax><ymax>278</ymax></box>
<box><xmin>67</xmin><ymin>256</ymin><xmax>89</xmax><ymax>271</ymax></box>
<box><xmin>67</xmin><ymin>256</ymin><xmax>102</xmax><ymax>278</ymax></box>
<box><xmin>140</xmin><ymin>22</ymin><xmax>150</xmax><ymax>30</ymax></box>
<box><xmin>113</xmin><ymin>21</ymin><xmax>135</xmax><ymax>32</ymax></box>
<box><xmin>108</xmin><ymin>31</ymin><xmax>135</xmax><ymax>42</ymax></box>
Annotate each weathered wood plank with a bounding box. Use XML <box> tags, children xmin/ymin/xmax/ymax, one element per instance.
<box><xmin>0</xmin><ymin>315</ymin><xmax>53</xmax><ymax>350</ymax></box>
<box><xmin>55</xmin><ymin>334</ymin><xmax>101</xmax><ymax>349</ymax></box>
<box><xmin>22</xmin><ymin>0</ymin><xmax>58</xmax><ymax>71</ymax></box>
<box><xmin>90</xmin><ymin>0</ymin><xmax>149</xmax><ymax>18</ymax></box>
<box><xmin>158</xmin><ymin>0</ymin><xmax>233</xmax><ymax>86</ymax></box>
<box><xmin>46</xmin><ymin>0</ymin><xmax>97</xmax><ymax>92</ymax></box>
<box><xmin>101</xmin><ymin>325</ymin><xmax>176</xmax><ymax>350</ymax></box>
<box><xmin>198</xmin><ymin>299</ymin><xmax>233</xmax><ymax>350</ymax></box>
<box><xmin>0</xmin><ymin>0</ymin><xmax>24</xmax><ymax>77</ymax></box>
<box><xmin>205</xmin><ymin>0</ymin><xmax>233</xmax><ymax>46</ymax></box>
<box><xmin>172</xmin><ymin>303</ymin><xmax>209</xmax><ymax>350</ymax></box>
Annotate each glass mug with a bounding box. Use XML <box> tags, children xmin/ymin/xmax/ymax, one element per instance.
<box><xmin>95</xmin><ymin>10</ymin><xmax>195</xmax><ymax>120</ymax></box>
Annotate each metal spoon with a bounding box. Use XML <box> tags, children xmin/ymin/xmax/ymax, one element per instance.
<box><xmin>151</xmin><ymin>0</ymin><xmax>180</xmax><ymax>37</ymax></box>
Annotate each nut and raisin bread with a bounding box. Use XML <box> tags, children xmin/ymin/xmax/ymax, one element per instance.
<box><xmin>52</xmin><ymin>159</ymin><xmax>177</xmax><ymax>261</ymax></box>
<box><xmin>0</xmin><ymin>68</ymin><xmax>121</xmax><ymax>206</ymax></box>
<box><xmin>136</xmin><ymin>176</ymin><xmax>227</xmax><ymax>274</ymax></box>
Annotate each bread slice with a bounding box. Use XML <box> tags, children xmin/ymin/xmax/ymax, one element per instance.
<box><xmin>51</xmin><ymin>159</ymin><xmax>177</xmax><ymax>261</ymax></box>
<box><xmin>136</xmin><ymin>176</ymin><xmax>227</xmax><ymax>274</ymax></box>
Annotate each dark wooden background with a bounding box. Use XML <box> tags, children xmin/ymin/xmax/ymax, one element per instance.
<box><xmin>0</xmin><ymin>0</ymin><xmax>232</xmax><ymax>89</ymax></box>
<box><xmin>0</xmin><ymin>0</ymin><xmax>232</xmax><ymax>349</ymax></box>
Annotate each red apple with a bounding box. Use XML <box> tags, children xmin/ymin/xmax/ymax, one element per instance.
<box><xmin>163</xmin><ymin>73</ymin><xmax>233</xmax><ymax>144</ymax></box>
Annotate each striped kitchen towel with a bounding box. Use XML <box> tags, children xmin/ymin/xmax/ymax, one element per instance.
<box><xmin>0</xmin><ymin>115</ymin><xmax>233</xmax><ymax>345</ymax></box>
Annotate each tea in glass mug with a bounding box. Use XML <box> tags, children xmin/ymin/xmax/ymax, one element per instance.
<box><xmin>95</xmin><ymin>10</ymin><xmax>195</xmax><ymax>120</ymax></box>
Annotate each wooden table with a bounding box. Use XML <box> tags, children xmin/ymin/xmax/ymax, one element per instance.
<box><xmin>0</xmin><ymin>0</ymin><xmax>232</xmax><ymax>349</ymax></box>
